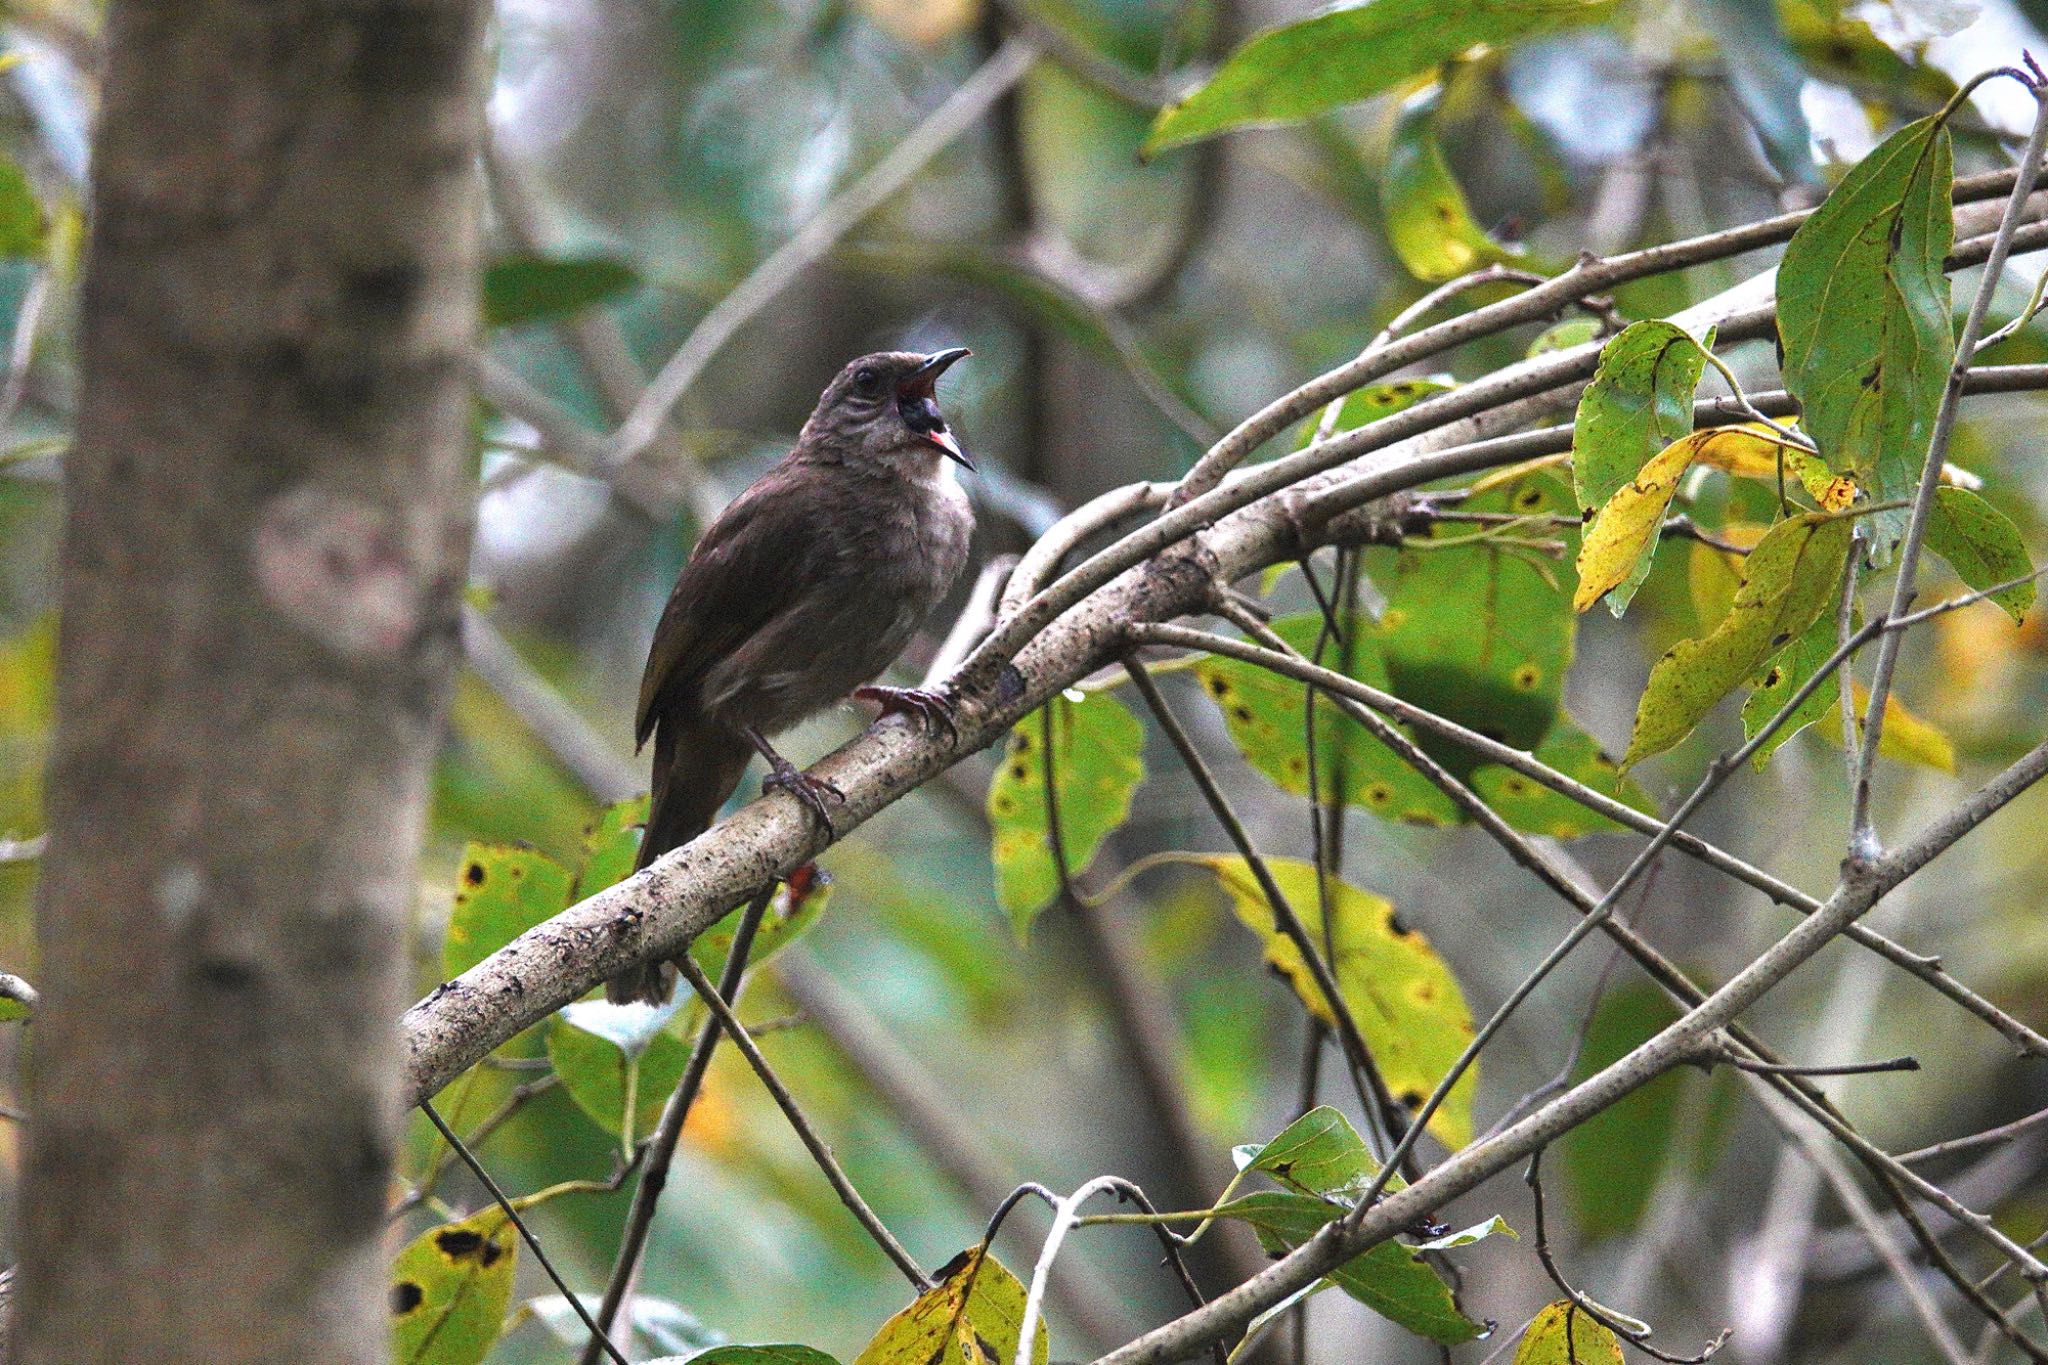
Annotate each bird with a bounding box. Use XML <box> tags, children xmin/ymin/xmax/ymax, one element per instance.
<box><xmin>605</xmin><ymin>347</ymin><xmax>976</xmax><ymax>1004</ymax></box>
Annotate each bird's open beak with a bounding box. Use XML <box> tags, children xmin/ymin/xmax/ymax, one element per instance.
<box><xmin>898</xmin><ymin>348</ymin><xmax>975</xmax><ymax>471</ymax></box>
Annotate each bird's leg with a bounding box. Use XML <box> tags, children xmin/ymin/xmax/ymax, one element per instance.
<box><xmin>743</xmin><ymin>724</ymin><xmax>844</xmax><ymax>833</ymax></box>
<box><xmin>853</xmin><ymin>684</ymin><xmax>960</xmax><ymax>744</ymax></box>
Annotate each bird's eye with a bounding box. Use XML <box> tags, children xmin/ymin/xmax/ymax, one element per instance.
<box><xmin>854</xmin><ymin>366</ymin><xmax>881</xmax><ymax>394</ymax></box>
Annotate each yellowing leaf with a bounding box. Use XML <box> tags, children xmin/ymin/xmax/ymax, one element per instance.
<box><xmin>854</xmin><ymin>1246</ymin><xmax>1046</xmax><ymax>1365</ymax></box>
<box><xmin>1625</xmin><ymin>513</ymin><xmax>1851</xmax><ymax>768</ymax></box>
<box><xmin>575</xmin><ymin>795</ymin><xmax>650</xmax><ymax>899</ymax></box>
<box><xmin>1382</xmin><ymin>85</ymin><xmax>1522</xmax><ymax>282</ymax></box>
<box><xmin>1576</xmin><ymin>425</ymin><xmax>1833</xmax><ymax>617</ymax></box>
<box><xmin>1203</xmin><ymin>856</ymin><xmax>1477</xmax><ymax>1148</ymax></box>
<box><xmin>987</xmin><ymin>693</ymin><xmax>1145</xmax><ymax>937</ymax></box>
<box><xmin>391</xmin><ymin>1209</ymin><xmax>519</xmax><ymax>1365</ymax></box>
<box><xmin>1848</xmin><ymin>683</ymin><xmax>1957</xmax><ymax>773</ymax></box>
<box><xmin>1686</xmin><ymin>522</ymin><xmax>1766</xmax><ymax>630</ymax></box>
<box><xmin>1295</xmin><ymin>378</ymin><xmax>1454</xmax><ymax>450</ymax></box>
<box><xmin>1573</xmin><ymin>432</ymin><xmax>1695</xmax><ymax>615</ymax></box>
<box><xmin>1512</xmin><ymin>1301</ymin><xmax>1625</xmax><ymax>1365</ymax></box>
<box><xmin>1778</xmin><ymin>114</ymin><xmax>1954</xmax><ymax>557</ymax></box>
<box><xmin>1470</xmin><ymin>718</ymin><xmax>1657</xmax><ymax>838</ymax></box>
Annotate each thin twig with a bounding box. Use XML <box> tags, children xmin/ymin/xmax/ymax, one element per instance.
<box><xmin>579</xmin><ymin>887</ymin><xmax>774</xmax><ymax>1365</ymax></box>
<box><xmin>610</xmin><ymin>38</ymin><xmax>1039</xmax><ymax>471</ymax></box>
<box><xmin>672</xmin><ymin>952</ymin><xmax>927</xmax><ymax>1286</ymax></box>
<box><xmin>418</xmin><ymin>1099</ymin><xmax>632</xmax><ymax>1365</ymax></box>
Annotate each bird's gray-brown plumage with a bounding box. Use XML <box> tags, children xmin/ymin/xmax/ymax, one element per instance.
<box><xmin>607</xmin><ymin>349</ymin><xmax>975</xmax><ymax>1004</ymax></box>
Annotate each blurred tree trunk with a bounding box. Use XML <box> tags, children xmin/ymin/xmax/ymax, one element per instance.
<box><xmin>15</xmin><ymin>3</ymin><xmax>487</xmax><ymax>1362</ymax></box>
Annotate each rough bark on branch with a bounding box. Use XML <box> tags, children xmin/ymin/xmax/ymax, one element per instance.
<box><xmin>19</xmin><ymin>4</ymin><xmax>488</xmax><ymax>1361</ymax></box>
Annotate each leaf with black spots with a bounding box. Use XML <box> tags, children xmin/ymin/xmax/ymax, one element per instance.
<box><xmin>391</xmin><ymin>1209</ymin><xmax>518</xmax><ymax>1365</ymax></box>
<box><xmin>853</xmin><ymin>1245</ymin><xmax>1046</xmax><ymax>1365</ymax></box>
<box><xmin>1203</xmin><ymin>856</ymin><xmax>1477</xmax><ymax>1148</ymax></box>
<box><xmin>986</xmin><ymin>693</ymin><xmax>1145</xmax><ymax>938</ymax></box>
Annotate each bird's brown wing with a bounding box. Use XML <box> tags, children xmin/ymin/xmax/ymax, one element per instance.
<box><xmin>634</xmin><ymin>461</ymin><xmax>818</xmax><ymax>747</ymax></box>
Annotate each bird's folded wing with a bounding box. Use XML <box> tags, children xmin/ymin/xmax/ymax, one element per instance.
<box><xmin>634</xmin><ymin>464</ymin><xmax>818</xmax><ymax>746</ymax></box>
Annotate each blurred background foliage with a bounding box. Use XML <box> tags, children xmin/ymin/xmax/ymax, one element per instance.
<box><xmin>4</xmin><ymin>0</ymin><xmax>2048</xmax><ymax>1359</ymax></box>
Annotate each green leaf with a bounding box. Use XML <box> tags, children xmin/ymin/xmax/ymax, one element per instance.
<box><xmin>1470</xmin><ymin>716</ymin><xmax>1656</xmax><ymax>838</ymax></box>
<box><xmin>1512</xmin><ymin>1301</ymin><xmax>1625</xmax><ymax>1365</ymax></box>
<box><xmin>575</xmin><ymin>795</ymin><xmax>650</xmax><ymax>899</ymax></box>
<box><xmin>0</xmin><ymin>997</ymin><xmax>27</xmax><ymax>1024</ymax></box>
<box><xmin>1570</xmin><ymin>321</ymin><xmax>1713</xmax><ymax>516</ymax></box>
<box><xmin>442</xmin><ymin>844</ymin><xmax>575</xmax><ymax>982</ymax></box>
<box><xmin>1624</xmin><ymin>512</ymin><xmax>1851</xmax><ymax>768</ymax></box>
<box><xmin>1375</xmin><ymin>467</ymin><xmax>1578</xmax><ymax>754</ymax></box>
<box><xmin>1215</xmin><ymin>1192</ymin><xmax>1493</xmax><ymax>1343</ymax></box>
<box><xmin>986</xmin><ymin>692</ymin><xmax>1145</xmax><ymax>937</ymax></box>
<box><xmin>853</xmin><ymin>1246</ymin><xmax>1047</xmax><ymax>1365</ymax></box>
<box><xmin>1234</xmin><ymin>1105</ymin><xmax>1387</xmax><ymax>1197</ymax></box>
<box><xmin>1143</xmin><ymin>0</ymin><xmax>1609</xmax><ymax>155</ymax></box>
<box><xmin>482</xmin><ymin>255</ymin><xmax>638</xmax><ymax>329</ymax></box>
<box><xmin>1527</xmin><ymin>318</ymin><xmax>1601</xmax><ymax>357</ymax></box>
<box><xmin>1925</xmin><ymin>486</ymin><xmax>2034</xmax><ymax>624</ymax></box>
<box><xmin>1777</xmin><ymin>114</ymin><xmax>1954</xmax><ymax>556</ymax></box>
<box><xmin>1740</xmin><ymin>610</ymin><xmax>1840</xmax><ymax>770</ymax></box>
<box><xmin>547</xmin><ymin>1012</ymin><xmax>691</xmax><ymax>1141</ymax></box>
<box><xmin>0</xmin><ymin>157</ymin><xmax>46</xmax><ymax>258</ymax></box>
<box><xmin>1294</xmin><ymin>378</ymin><xmax>1454</xmax><ymax>450</ymax></box>
<box><xmin>391</xmin><ymin>1209</ymin><xmax>519</xmax><ymax>1365</ymax></box>
<box><xmin>654</xmin><ymin>1349</ymin><xmax>843</xmax><ymax>1365</ymax></box>
<box><xmin>1190</xmin><ymin>613</ymin><xmax>1459</xmax><ymax>826</ymax></box>
<box><xmin>1381</xmin><ymin>85</ymin><xmax>1522</xmax><ymax>282</ymax></box>
<box><xmin>692</xmin><ymin>864</ymin><xmax>833</xmax><ymax>982</ymax></box>
<box><xmin>1203</xmin><ymin>856</ymin><xmax>1478</xmax><ymax>1148</ymax></box>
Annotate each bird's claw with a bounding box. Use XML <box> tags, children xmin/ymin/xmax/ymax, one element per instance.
<box><xmin>855</xmin><ymin>684</ymin><xmax>960</xmax><ymax>745</ymax></box>
<box><xmin>763</xmin><ymin>760</ymin><xmax>844</xmax><ymax>834</ymax></box>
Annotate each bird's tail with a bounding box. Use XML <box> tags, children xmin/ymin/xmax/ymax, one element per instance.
<box><xmin>604</xmin><ymin>714</ymin><xmax>752</xmax><ymax>1005</ymax></box>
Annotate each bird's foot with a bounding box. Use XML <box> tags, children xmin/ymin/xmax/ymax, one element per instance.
<box><xmin>761</xmin><ymin>758</ymin><xmax>844</xmax><ymax>834</ymax></box>
<box><xmin>855</xmin><ymin>684</ymin><xmax>960</xmax><ymax>744</ymax></box>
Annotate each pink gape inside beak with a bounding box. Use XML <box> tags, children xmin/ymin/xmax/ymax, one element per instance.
<box><xmin>897</xmin><ymin>348</ymin><xmax>974</xmax><ymax>470</ymax></box>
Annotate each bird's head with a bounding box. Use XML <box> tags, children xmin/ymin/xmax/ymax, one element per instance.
<box><xmin>801</xmin><ymin>348</ymin><xmax>974</xmax><ymax>472</ymax></box>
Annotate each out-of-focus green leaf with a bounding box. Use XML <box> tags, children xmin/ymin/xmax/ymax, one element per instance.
<box><xmin>651</xmin><ymin>1348</ymin><xmax>842</xmax><ymax>1365</ymax></box>
<box><xmin>0</xmin><ymin>157</ymin><xmax>45</xmax><ymax>258</ymax></box>
<box><xmin>1216</xmin><ymin>1191</ymin><xmax>1499</xmax><ymax>1343</ymax></box>
<box><xmin>1470</xmin><ymin>717</ymin><xmax>1656</xmax><ymax>837</ymax></box>
<box><xmin>1204</xmin><ymin>856</ymin><xmax>1477</xmax><ymax>1147</ymax></box>
<box><xmin>576</xmin><ymin>795</ymin><xmax>649</xmax><ymax>899</ymax></box>
<box><xmin>482</xmin><ymin>255</ymin><xmax>638</xmax><ymax>329</ymax></box>
<box><xmin>1381</xmin><ymin>85</ymin><xmax>1522</xmax><ymax>282</ymax></box>
<box><xmin>1294</xmin><ymin>378</ymin><xmax>1454</xmax><ymax>449</ymax></box>
<box><xmin>1781</xmin><ymin>0</ymin><xmax>1959</xmax><ymax>108</ymax></box>
<box><xmin>1570</xmin><ymin>321</ymin><xmax>1712</xmax><ymax>516</ymax></box>
<box><xmin>547</xmin><ymin>1012</ymin><xmax>691</xmax><ymax>1142</ymax></box>
<box><xmin>1375</xmin><ymin>467</ymin><xmax>1578</xmax><ymax>755</ymax></box>
<box><xmin>442</xmin><ymin>844</ymin><xmax>574</xmax><ymax>982</ymax></box>
<box><xmin>1512</xmin><ymin>1300</ymin><xmax>1625</xmax><ymax>1364</ymax></box>
<box><xmin>1191</xmin><ymin>613</ymin><xmax>1459</xmax><ymax>826</ymax></box>
<box><xmin>853</xmin><ymin>1246</ymin><xmax>1046</xmax><ymax>1365</ymax></box>
<box><xmin>1527</xmin><ymin>318</ymin><xmax>1601</xmax><ymax>357</ymax></box>
<box><xmin>1777</xmin><ymin>114</ymin><xmax>1953</xmax><ymax>557</ymax></box>
<box><xmin>693</xmin><ymin>864</ymin><xmax>833</xmax><ymax>982</ymax></box>
<box><xmin>1144</xmin><ymin>0</ymin><xmax>1609</xmax><ymax>155</ymax></box>
<box><xmin>391</xmin><ymin>1209</ymin><xmax>519</xmax><ymax>1365</ymax></box>
<box><xmin>1925</xmin><ymin>486</ymin><xmax>2035</xmax><ymax>624</ymax></box>
<box><xmin>1702</xmin><ymin>0</ymin><xmax>1816</xmax><ymax>185</ymax></box>
<box><xmin>1624</xmin><ymin>512</ymin><xmax>1850</xmax><ymax>768</ymax></box>
<box><xmin>987</xmin><ymin>692</ymin><xmax>1145</xmax><ymax>937</ymax></box>
<box><xmin>0</xmin><ymin>996</ymin><xmax>29</xmax><ymax>1023</ymax></box>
